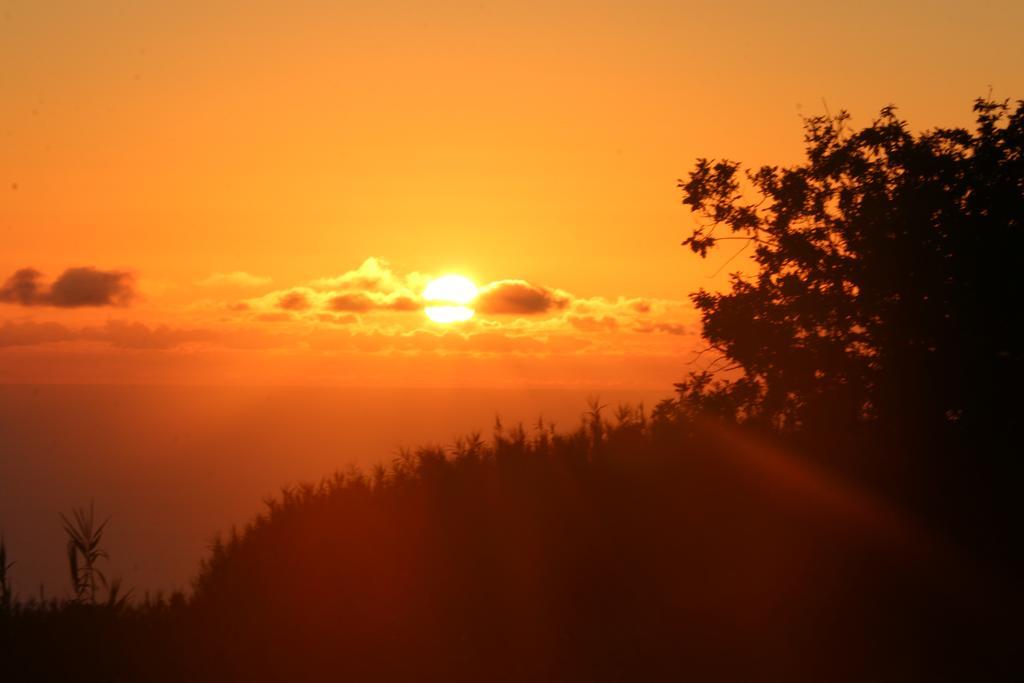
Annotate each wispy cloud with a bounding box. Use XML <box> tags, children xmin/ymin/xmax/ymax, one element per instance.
<box><xmin>197</xmin><ymin>271</ymin><xmax>272</xmax><ymax>288</ymax></box>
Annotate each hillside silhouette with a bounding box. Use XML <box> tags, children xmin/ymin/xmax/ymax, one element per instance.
<box><xmin>2</xmin><ymin>98</ymin><xmax>1020</xmax><ymax>681</ymax></box>
<box><xmin>3</xmin><ymin>408</ymin><xmax>1013</xmax><ymax>680</ymax></box>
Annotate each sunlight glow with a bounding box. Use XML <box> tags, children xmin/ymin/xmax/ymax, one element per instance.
<box><xmin>423</xmin><ymin>274</ymin><xmax>478</xmax><ymax>323</ymax></box>
<box><xmin>424</xmin><ymin>305</ymin><xmax>475</xmax><ymax>323</ymax></box>
<box><xmin>423</xmin><ymin>275</ymin><xmax>477</xmax><ymax>305</ymax></box>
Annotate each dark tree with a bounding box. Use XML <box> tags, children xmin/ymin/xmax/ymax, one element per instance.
<box><xmin>677</xmin><ymin>99</ymin><xmax>1024</xmax><ymax>455</ymax></box>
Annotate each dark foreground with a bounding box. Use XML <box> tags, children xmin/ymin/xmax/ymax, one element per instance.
<box><xmin>1</xmin><ymin>405</ymin><xmax>1017</xmax><ymax>681</ymax></box>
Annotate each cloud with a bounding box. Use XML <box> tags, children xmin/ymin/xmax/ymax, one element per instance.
<box><xmin>277</xmin><ymin>291</ymin><xmax>311</xmax><ymax>311</ymax></box>
<box><xmin>0</xmin><ymin>320</ymin><xmax>76</xmax><ymax>347</ymax></box>
<box><xmin>0</xmin><ymin>267</ymin><xmax>135</xmax><ymax>307</ymax></box>
<box><xmin>198</xmin><ymin>271</ymin><xmax>272</xmax><ymax>287</ymax></box>
<box><xmin>567</xmin><ymin>314</ymin><xmax>619</xmax><ymax>332</ymax></box>
<box><xmin>634</xmin><ymin>322</ymin><xmax>687</xmax><ymax>336</ymax></box>
<box><xmin>327</xmin><ymin>292</ymin><xmax>421</xmax><ymax>313</ymax></box>
<box><xmin>317</xmin><ymin>313</ymin><xmax>359</xmax><ymax>325</ymax></box>
<box><xmin>385</xmin><ymin>295</ymin><xmax>420</xmax><ymax>312</ymax></box>
<box><xmin>326</xmin><ymin>293</ymin><xmax>374</xmax><ymax>313</ymax></box>
<box><xmin>257</xmin><ymin>312</ymin><xmax>295</xmax><ymax>322</ymax></box>
<box><xmin>476</xmin><ymin>280</ymin><xmax>569</xmax><ymax>315</ymax></box>
<box><xmin>0</xmin><ymin>269</ymin><xmax>43</xmax><ymax>305</ymax></box>
<box><xmin>301</xmin><ymin>328</ymin><xmax>592</xmax><ymax>356</ymax></box>
<box><xmin>239</xmin><ymin>259</ymin><xmax>427</xmax><ymax>319</ymax></box>
<box><xmin>49</xmin><ymin>268</ymin><xmax>135</xmax><ymax>307</ymax></box>
<box><xmin>309</xmin><ymin>257</ymin><xmax>409</xmax><ymax>293</ymax></box>
<box><xmin>229</xmin><ymin>258</ymin><xmax>691</xmax><ymax>349</ymax></box>
<box><xmin>91</xmin><ymin>321</ymin><xmax>217</xmax><ymax>349</ymax></box>
<box><xmin>0</xmin><ymin>320</ymin><xmax>214</xmax><ymax>349</ymax></box>
<box><xmin>98</xmin><ymin>321</ymin><xmax>217</xmax><ymax>350</ymax></box>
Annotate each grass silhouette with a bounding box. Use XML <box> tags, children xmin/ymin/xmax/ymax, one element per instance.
<box><xmin>0</xmin><ymin>400</ymin><xmax>1014</xmax><ymax>681</ymax></box>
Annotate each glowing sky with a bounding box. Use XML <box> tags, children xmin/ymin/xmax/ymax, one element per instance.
<box><xmin>1</xmin><ymin>0</ymin><xmax>1021</xmax><ymax>386</ymax></box>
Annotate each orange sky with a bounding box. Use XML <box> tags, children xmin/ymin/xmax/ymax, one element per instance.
<box><xmin>1</xmin><ymin>0</ymin><xmax>1022</xmax><ymax>387</ymax></box>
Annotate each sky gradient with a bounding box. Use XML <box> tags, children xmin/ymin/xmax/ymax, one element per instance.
<box><xmin>2</xmin><ymin>0</ymin><xmax>1022</xmax><ymax>386</ymax></box>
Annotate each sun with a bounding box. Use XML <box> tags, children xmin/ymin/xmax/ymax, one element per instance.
<box><xmin>423</xmin><ymin>274</ymin><xmax>477</xmax><ymax>323</ymax></box>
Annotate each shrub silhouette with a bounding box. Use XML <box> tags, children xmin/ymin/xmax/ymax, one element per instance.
<box><xmin>176</xmin><ymin>407</ymin><xmax>1008</xmax><ymax>681</ymax></box>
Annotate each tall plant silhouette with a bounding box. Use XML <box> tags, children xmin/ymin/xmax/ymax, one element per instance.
<box><xmin>60</xmin><ymin>504</ymin><xmax>110</xmax><ymax>605</ymax></box>
<box><xmin>0</xmin><ymin>536</ymin><xmax>13</xmax><ymax>613</ymax></box>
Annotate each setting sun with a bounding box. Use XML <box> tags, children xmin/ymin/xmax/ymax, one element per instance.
<box><xmin>423</xmin><ymin>274</ymin><xmax>477</xmax><ymax>323</ymax></box>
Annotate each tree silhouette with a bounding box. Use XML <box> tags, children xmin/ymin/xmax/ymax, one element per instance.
<box><xmin>676</xmin><ymin>99</ymin><xmax>1024</xmax><ymax>453</ymax></box>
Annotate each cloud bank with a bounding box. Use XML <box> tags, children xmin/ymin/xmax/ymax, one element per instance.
<box><xmin>0</xmin><ymin>320</ymin><xmax>214</xmax><ymax>350</ymax></box>
<box><xmin>224</xmin><ymin>258</ymin><xmax>693</xmax><ymax>346</ymax></box>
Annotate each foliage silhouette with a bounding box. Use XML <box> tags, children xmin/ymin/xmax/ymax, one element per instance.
<box><xmin>676</xmin><ymin>98</ymin><xmax>1023</xmax><ymax>446</ymax></box>
<box><xmin>673</xmin><ymin>99</ymin><xmax>1023</xmax><ymax>563</ymax></box>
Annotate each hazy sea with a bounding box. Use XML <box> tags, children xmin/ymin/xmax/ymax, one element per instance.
<box><xmin>0</xmin><ymin>384</ymin><xmax>666</xmax><ymax>597</ymax></box>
